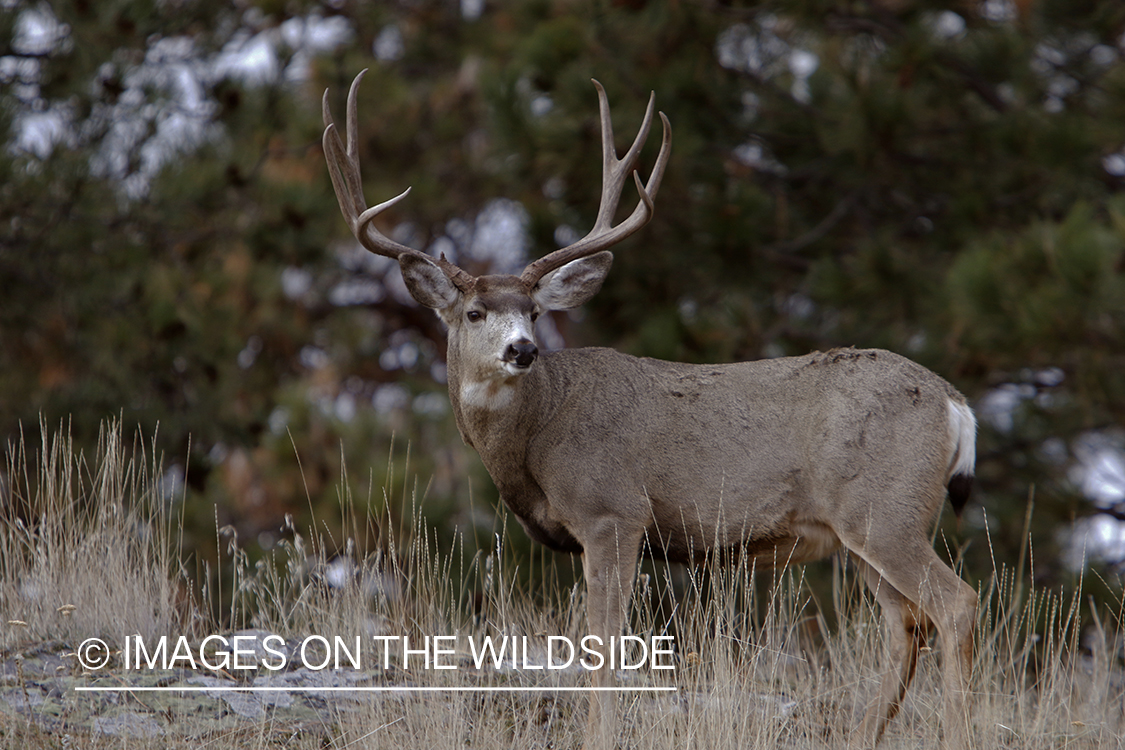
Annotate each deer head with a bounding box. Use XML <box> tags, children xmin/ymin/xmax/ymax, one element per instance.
<box><xmin>322</xmin><ymin>71</ymin><xmax>670</xmax><ymax>404</ymax></box>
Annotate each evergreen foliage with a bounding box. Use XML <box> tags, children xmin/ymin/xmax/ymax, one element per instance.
<box><xmin>2</xmin><ymin>0</ymin><xmax>1123</xmax><ymax>589</ymax></box>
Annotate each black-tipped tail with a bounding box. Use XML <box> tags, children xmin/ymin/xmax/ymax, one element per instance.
<box><xmin>945</xmin><ymin>399</ymin><xmax>977</xmax><ymax>518</ymax></box>
<box><xmin>947</xmin><ymin>473</ymin><xmax>974</xmax><ymax>517</ymax></box>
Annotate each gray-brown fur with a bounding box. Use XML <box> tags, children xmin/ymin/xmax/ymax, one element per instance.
<box><xmin>323</xmin><ymin>72</ymin><xmax>978</xmax><ymax>750</ymax></box>
<box><xmin>455</xmin><ymin>345</ymin><xmax>965</xmax><ymax>565</ymax></box>
<box><xmin>406</xmin><ymin>253</ymin><xmax>979</xmax><ymax>750</ymax></box>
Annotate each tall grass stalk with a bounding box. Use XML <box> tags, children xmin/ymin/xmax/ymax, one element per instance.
<box><xmin>1</xmin><ymin>419</ymin><xmax>1122</xmax><ymax>749</ymax></box>
<box><xmin>1</xmin><ymin>418</ymin><xmax>197</xmax><ymax>649</ymax></box>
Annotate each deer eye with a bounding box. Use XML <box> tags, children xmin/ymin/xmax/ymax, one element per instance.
<box><xmin>530</xmin><ymin>311</ymin><xmax>540</xmax><ymax>323</ymax></box>
<box><xmin>466</xmin><ymin>310</ymin><xmax>484</xmax><ymax>323</ymax></box>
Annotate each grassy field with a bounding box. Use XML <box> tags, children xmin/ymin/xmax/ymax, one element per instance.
<box><xmin>1</xmin><ymin>420</ymin><xmax>1123</xmax><ymax>748</ymax></box>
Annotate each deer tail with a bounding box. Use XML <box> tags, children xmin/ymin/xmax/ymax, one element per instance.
<box><xmin>945</xmin><ymin>398</ymin><xmax>978</xmax><ymax>517</ymax></box>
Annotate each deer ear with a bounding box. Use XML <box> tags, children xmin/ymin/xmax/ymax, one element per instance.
<box><xmin>531</xmin><ymin>251</ymin><xmax>613</xmax><ymax>311</ymax></box>
<box><xmin>399</xmin><ymin>254</ymin><xmax>461</xmax><ymax>310</ymax></box>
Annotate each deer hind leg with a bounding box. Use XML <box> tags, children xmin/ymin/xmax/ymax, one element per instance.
<box><xmin>844</xmin><ymin>538</ymin><xmax>976</xmax><ymax>750</ymax></box>
<box><xmin>580</xmin><ymin>521</ymin><xmax>644</xmax><ymax>750</ymax></box>
<box><xmin>916</xmin><ymin>550</ymin><xmax>976</xmax><ymax>750</ymax></box>
<box><xmin>848</xmin><ymin>555</ymin><xmax>933</xmax><ymax>748</ymax></box>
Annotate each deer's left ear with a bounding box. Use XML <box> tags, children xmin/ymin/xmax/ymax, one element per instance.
<box><xmin>531</xmin><ymin>251</ymin><xmax>613</xmax><ymax>311</ymax></box>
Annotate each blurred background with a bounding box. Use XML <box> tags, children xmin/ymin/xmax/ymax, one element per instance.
<box><xmin>1</xmin><ymin>0</ymin><xmax>1123</xmax><ymax>602</ymax></box>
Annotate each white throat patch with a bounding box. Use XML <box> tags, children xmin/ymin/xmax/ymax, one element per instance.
<box><xmin>460</xmin><ymin>377</ymin><xmax>517</xmax><ymax>410</ymax></box>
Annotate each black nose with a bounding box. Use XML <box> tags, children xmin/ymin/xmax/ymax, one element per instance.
<box><xmin>505</xmin><ymin>340</ymin><xmax>538</xmax><ymax>368</ymax></box>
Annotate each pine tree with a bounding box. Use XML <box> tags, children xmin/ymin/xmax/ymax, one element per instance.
<box><xmin>3</xmin><ymin>0</ymin><xmax>1123</xmax><ymax>583</ymax></box>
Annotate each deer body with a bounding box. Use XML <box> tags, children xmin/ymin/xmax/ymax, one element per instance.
<box><xmin>452</xmin><ymin>344</ymin><xmax>971</xmax><ymax>570</ymax></box>
<box><xmin>322</xmin><ymin>71</ymin><xmax>977</xmax><ymax>749</ymax></box>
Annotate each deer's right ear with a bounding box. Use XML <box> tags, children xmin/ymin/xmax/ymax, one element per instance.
<box><xmin>399</xmin><ymin>254</ymin><xmax>461</xmax><ymax>311</ymax></box>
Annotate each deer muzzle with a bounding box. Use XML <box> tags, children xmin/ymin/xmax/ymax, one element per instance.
<box><xmin>504</xmin><ymin>340</ymin><xmax>539</xmax><ymax>370</ymax></box>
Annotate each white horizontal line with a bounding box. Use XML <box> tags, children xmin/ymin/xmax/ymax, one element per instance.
<box><xmin>74</xmin><ymin>686</ymin><xmax>677</xmax><ymax>693</ymax></box>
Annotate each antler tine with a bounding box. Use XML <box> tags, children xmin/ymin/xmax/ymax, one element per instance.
<box><xmin>521</xmin><ymin>81</ymin><xmax>672</xmax><ymax>289</ymax></box>
<box><xmin>591</xmin><ymin>82</ymin><xmax>654</xmax><ymax>232</ymax></box>
<box><xmin>322</xmin><ymin>70</ymin><xmax>421</xmax><ymax>262</ymax></box>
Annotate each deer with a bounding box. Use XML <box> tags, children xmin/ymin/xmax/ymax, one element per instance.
<box><xmin>321</xmin><ymin>70</ymin><xmax>978</xmax><ymax>749</ymax></box>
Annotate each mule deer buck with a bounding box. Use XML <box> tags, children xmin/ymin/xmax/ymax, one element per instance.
<box><xmin>322</xmin><ymin>70</ymin><xmax>977</xmax><ymax>748</ymax></box>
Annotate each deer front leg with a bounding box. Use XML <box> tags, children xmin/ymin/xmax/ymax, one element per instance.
<box><xmin>580</xmin><ymin>521</ymin><xmax>643</xmax><ymax>750</ymax></box>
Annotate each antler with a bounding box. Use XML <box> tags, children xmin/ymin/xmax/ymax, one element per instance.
<box><xmin>520</xmin><ymin>80</ymin><xmax>672</xmax><ymax>289</ymax></box>
<box><xmin>323</xmin><ymin>70</ymin><xmax>473</xmax><ymax>289</ymax></box>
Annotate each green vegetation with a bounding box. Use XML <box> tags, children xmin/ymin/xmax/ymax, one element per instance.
<box><xmin>4</xmin><ymin>0</ymin><xmax>1125</xmax><ymax>581</ymax></box>
<box><xmin>4</xmin><ymin>2</ymin><xmax>1124</xmax><ymax>583</ymax></box>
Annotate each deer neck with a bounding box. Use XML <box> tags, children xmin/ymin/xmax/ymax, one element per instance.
<box><xmin>444</xmin><ymin>347</ymin><xmax>559</xmax><ymax>460</ymax></box>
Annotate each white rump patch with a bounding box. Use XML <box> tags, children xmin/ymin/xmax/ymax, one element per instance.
<box><xmin>946</xmin><ymin>399</ymin><xmax>978</xmax><ymax>479</ymax></box>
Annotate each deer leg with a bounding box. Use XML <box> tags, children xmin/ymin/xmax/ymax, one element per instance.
<box><xmin>848</xmin><ymin>555</ymin><xmax>933</xmax><ymax>748</ymax></box>
<box><xmin>580</xmin><ymin>521</ymin><xmax>643</xmax><ymax>750</ymax></box>
<box><xmin>916</xmin><ymin>552</ymin><xmax>976</xmax><ymax>750</ymax></box>
<box><xmin>844</xmin><ymin>538</ymin><xmax>975</xmax><ymax>750</ymax></box>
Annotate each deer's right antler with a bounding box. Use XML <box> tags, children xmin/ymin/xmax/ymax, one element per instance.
<box><xmin>323</xmin><ymin>72</ymin><xmax>669</xmax><ymax>294</ymax></box>
<box><xmin>323</xmin><ymin>70</ymin><xmax>473</xmax><ymax>290</ymax></box>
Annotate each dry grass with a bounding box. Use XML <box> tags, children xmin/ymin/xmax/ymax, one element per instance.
<box><xmin>1</xmin><ymin>419</ymin><xmax>196</xmax><ymax>650</ymax></box>
<box><xmin>1</xmin><ymin>419</ymin><xmax>1123</xmax><ymax>749</ymax></box>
